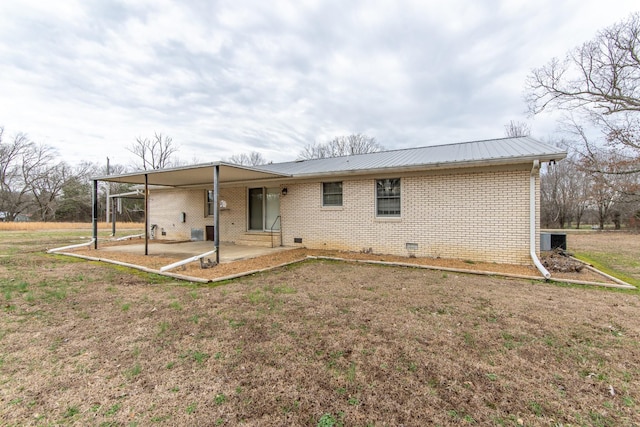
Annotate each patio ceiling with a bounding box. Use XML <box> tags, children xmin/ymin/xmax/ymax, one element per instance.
<box><xmin>94</xmin><ymin>162</ymin><xmax>290</xmax><ymax>187</ymax></box>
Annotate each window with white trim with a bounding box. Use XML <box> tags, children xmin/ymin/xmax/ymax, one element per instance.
<box><xmin>322</xmin><ymin>182</ymin><xmax>343</xmax><ymax>206</ymax></box>
<box><xmin>205</xmin><ymin>190</ymin><xmax>214</xmax><ymax>216</ymax></box>
<box><xmin>376</xmin><ymin>178</ymin><xmax>400</xmax><ymax>217</ymax></box>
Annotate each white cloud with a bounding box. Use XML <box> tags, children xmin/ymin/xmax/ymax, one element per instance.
<box><xmin>0</xmin><ymin>0</ymin><xmax>638</xmax><ymax>167</ymax></box>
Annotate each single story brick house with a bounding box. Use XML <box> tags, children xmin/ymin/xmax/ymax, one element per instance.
<box><xmin>95</xmin><ymin>136</ymin><xmax>566</xmax><ymax>272</ymax></box>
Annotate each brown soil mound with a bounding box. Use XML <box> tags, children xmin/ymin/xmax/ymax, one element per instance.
<box><xmin>541</xmin><ymin>248</ymin><xmax>585</xmax><ymax>273</ymax></box>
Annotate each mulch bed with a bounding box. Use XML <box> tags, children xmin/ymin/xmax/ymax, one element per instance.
<box><xmin>68</xmin><ymin>243</ymin><xmax>617</xmax><ymax>285</ymax></box>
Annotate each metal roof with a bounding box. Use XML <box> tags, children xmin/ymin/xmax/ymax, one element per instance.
<box><xmin>95</xmin><ymin>137</ymin><xmax>566</xmax><ymax>187</ymax></box>
<box><xmin>258</xmin><ymin>136</ymin><xmax>567</xmax><ymax>177</ymax></box>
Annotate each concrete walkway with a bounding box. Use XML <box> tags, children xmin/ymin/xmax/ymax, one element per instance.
<box><xmin>100</xmin><ymin>241</ymin><xmax>294</xmax><ymax>263</ymax></box>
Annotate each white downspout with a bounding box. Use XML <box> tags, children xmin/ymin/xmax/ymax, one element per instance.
<box><xmin>530</xmin><ymin>160</ymin><xmax>551</xmax><ymax>279</ymax></box>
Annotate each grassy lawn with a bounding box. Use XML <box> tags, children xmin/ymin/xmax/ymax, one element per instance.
<box><xmin>0</xmin><ymin>229</ymin><xmax>639</xmax><ymax>426</ymax></box>
<box><xmin>568</xmin><ymin>232</ymin><xmax>640</xmax><ymax>288</ymax></box>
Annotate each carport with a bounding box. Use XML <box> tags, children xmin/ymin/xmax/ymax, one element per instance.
<box><xmin>92</xmin><ymin>162</ymin><xmax>290</xmax><ymax>265</ymax></box>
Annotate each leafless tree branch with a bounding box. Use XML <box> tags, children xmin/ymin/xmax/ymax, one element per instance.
<box><xmin>227</xmin><ymin>151</ymin><xmax>268</xmax><ymax>166</ymax></box>
<box><xmin>504</xmin><ymin>120</ymin><xmax>531</xmax><ymax>137</ymax></box>
<box><xmin>298</xmin><ymin>134</ymin><xmax>383</xmax><ymax>160</ymax></box>
<box><xmin>128</xmin><ymin>132</ymin><xmax>178</xmax><ymax>170</ymax></box>
<box><xmin>526</xmin><ymin>13</ymin><xmax>640</xmax><ymax>116</ymax></box>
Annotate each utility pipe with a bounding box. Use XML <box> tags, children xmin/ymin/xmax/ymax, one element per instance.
<box><xmin>530</xmin><ymin>160</ymin><xmax>551</xmax><ymax>279</ymax></box>
<box><xmin>159</xmin><ymin>249</ymin><xmax>218</xmax><ymax>272</ymax></box>
<box><xmin>47</xmin><ymin>239</ymin><xmax>96</xmax><ymax>254</ymax></box>
<box><xmin>115</xmin><ymin>233</ymin><xmax>144</xmax><ymax>241</ymax></box>
<box><xmin>55</xmin><ymin>252</ymin><xmax>210</xmax><ymax>284</ymax></box>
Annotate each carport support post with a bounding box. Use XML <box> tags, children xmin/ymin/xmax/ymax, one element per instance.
<box><xmin>111</xmin><ymin>197</ymin><xmax>116</xmax><ymax>236</ymax></box>
<box><xmin>144</xmin><ymin>173</ymin><xmax>149</xmax><ymax>256</ymax></box>
<box><xmin>213</xmin><ymin>165</ymin><xmax>220</xmax><ymax>264</ymax></box>
<box><xmin>92</xmin><ymin>180</ymin><xmax>98</xmax><ymax>249</ymax></box>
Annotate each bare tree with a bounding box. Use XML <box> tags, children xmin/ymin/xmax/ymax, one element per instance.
<box><xmin>128</xmin><ymin>132</ymin><xmax>178</xmax><ymax>170</ymax></box>
<box><xmin>540</xmin><ymin>139</ymin><xmax>582</xmax><ymax>228</ymax></box>
<box><xmin>0</xmin><ymin>127</ymin><xmax>145</xmax><ymax>222</ymax></box>
<box><xmin>227</xmin><ymin>151</ymin><xmax>268</xmax><ymax>166</ymax></box>
<box><xmin>504</xmin><ymin>120</ymin><xmax>531</xmax><ymax>137</ymax></box>
<box><xmin>0</xmin><ymin>128</ymin><xmax>29</xmax><ymax>220</ymax></box>
<box><xmin>29</xmin><ymin>161</ymin><xmax>70</xmax><ymax>221</ymax></box>
<box><xmin>562</xmin><ymin>117</ymin><xmax>640</xmax><ymax>200</ymax></box>
<box><xmin>0</xmin><ymin>128</ymin><xmax>58</xmax><ymax>221</ymax></box>
<box><xmin>590</xmin><ymin>168</ymin><xmax>620</xmax><ymax>230</ymax></box>
<box><xmin>526</xmin><ymin>13</ymin><xmax>640</xmax><ymax>116</ymax></box>
<box><xmin>56</xmin><ymin>162</ymin><xmax>99</xmax><ymax>222</ymax></box>
<box><xmin>526</xmin><ymin>12</ymin><xmax>640</xmax><ymax>192</ymax></box>
<box><xmin>572</xmin><ymin>167</ymin><xmax>591</xmax><ymax>229</ymax></box>
<box><xmin>299</xmin><ymin>134</ymin><xmax>383</xmax><ymax>160</ymax></box>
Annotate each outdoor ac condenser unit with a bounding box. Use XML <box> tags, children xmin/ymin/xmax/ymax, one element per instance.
<box><xmin>540</xmin><ymin>233</ymin><xmax>567</xmax><ymax>251</ymax></box>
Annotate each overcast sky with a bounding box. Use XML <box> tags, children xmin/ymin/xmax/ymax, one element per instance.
<box><xmin>0</xmin><ymin>1</ymin><xmax>638</xmax><ymax>168</ymax></box>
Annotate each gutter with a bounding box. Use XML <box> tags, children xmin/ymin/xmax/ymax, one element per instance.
<box><xmin>255</xmin><ymin>154</ymin><xmax>566</xmax><ymax>183</ymax></box>
<box><xmin>530</xmin><ymin>160</ymin><xmax>551</xmax><ymax>279</ymax></box>
<box><xmin>195</xmin><ymin>158</ymin><xmax>563</xmax><ymax>189</ymax></box>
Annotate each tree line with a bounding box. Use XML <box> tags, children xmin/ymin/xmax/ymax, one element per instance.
<box><xmin>539</xmin><ymin>142</ymin><xmax>639</xmax><ymax>230</ymax></box>
<box><xmin>0</xmin><ymin>131</ymin><xmax>177</xmax><ymax>222</ymax></box>
<box><xmin>0</xmin><ymin>129</ymin><xmax>382</xmax><ymax>222</ymax></box>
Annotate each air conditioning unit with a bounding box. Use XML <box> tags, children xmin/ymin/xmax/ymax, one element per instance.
<box><xmin>540</xmin><ymin>233</ymin><xmax>567</xmax><ymax>251</ymax></box>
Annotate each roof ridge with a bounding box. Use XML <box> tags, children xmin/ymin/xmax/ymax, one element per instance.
<box><xmin>284</xmin><ymin>136</ymin><xmax>530</xmax><ymax>165</ymax></box>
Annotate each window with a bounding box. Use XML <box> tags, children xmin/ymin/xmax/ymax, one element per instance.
<box><xmin>376</xmin><ymin>178</ymin><xmax>401</xmax><ymax>217</ymax></box>
<box><xmin>323</xmin><ymin>182</ymin><xmax>343</xmax><ymax>206</ymax></box>
<box><xmin>206</xmin><ymin>190</ymin><xmax>214</xmax><ymax>216</ymax></box>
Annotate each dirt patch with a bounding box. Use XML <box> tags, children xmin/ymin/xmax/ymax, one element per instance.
<box><xmin>70</xmin><ymin>244</ymin><xmax>615</xmax><ymax>285</ymax></box>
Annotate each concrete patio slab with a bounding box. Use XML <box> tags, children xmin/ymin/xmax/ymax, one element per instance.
<box><xmin>99</xmin><ymin>241</ymin><xmax>294</xmax><ymax>263</ymax></box>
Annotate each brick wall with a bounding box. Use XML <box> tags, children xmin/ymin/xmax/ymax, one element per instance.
<box><xmin>148</xmin><ymin>187</ymin><xmax>246</xmax><ymax>242</ymax></box>
<box><xmin>218</xmin><ymin>186</ymin><xmax>247</xmax><ymax>242</ymax></box>
<box><xmin>149</xmin><ymin>164</ymin><xmax>541</xmax><ymax>265</ymax></box>
<box><xmin>280</xmin><ymin>165</ymin><xmax>537</xmax><ymax>264</ymax></box>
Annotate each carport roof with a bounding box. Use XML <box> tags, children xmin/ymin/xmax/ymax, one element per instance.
<box><xmin>95</xmin><ymin>162</ymin><xmax>290</xmax><ymax>187</ymax></box>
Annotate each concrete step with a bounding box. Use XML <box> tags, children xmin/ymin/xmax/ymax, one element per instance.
<box><xmin>236</xmin><ymin>232</ymin><xmax>281</xmax><ymax>248</ymax></box>
<box><xmin>239</xmin><ymin>232</ymin><xmax>275</xmax><ymax>241</ymax></box>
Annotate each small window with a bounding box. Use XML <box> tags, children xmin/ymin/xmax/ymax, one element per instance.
<box><xmin>323</xmin><ymin>182</ymin><xmax>343</xmax><ymax>206</ymax></box>
<box><xmin>376</xmin><ymin>178</ymin><xmax>400</xmax><ymax>217</ymax></box>
<box><xmin>205</xmin><ymin>190</ymin><xmax>214</xmax><ymax>216</ymax></box>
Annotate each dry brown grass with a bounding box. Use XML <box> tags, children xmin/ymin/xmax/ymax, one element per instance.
<box><xmin>0</xmin><ymin>221</ymin><xmax>142</xmax><ymax>231</ymax></box>
<box><xmin>1</xmin><ymin>230</ymin><xmax>639</xmax><ymax>426</ymax></box>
